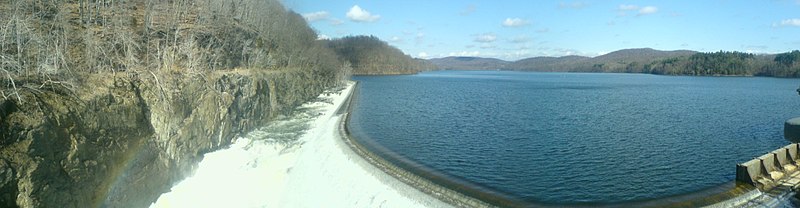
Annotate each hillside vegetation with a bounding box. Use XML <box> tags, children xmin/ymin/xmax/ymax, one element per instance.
<box><xmin>431</xmin><ymin>48</ymin><xmax>800</xmax><ymax>77</ymax></box>
<box><xmin>0</xmin><ymin>0</ymin><xmax>356</xmax><ymax>102</ymax></box>
<box><xmin>428</xmin><ymin>56</ymin><xmax>509</xmax><ymax>70</ymax></box>
<box><xmin>0</xmin><ymin>1</ymin><xmax>409</xmax><ymax>207</ymax></box>
<box><xmin>327</xmin><ymin>35</ymin><xmax>434</xmax><ymax>75</ymax></box>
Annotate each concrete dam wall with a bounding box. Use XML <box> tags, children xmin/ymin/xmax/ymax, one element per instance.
<box><xmin>339</xmin><ymin>83</ymin><xmax>523</xmax><ymax>208</ymax></box>
<box><xmin>736</xmin><ymin>143</ymin><xmax>800</xmax><ymax>189</ymax></box>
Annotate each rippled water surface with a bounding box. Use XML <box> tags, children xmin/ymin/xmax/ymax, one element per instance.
<box><xmin>348</xmin><ymin>70</ymin><xmax>800</xmax><ymax>204</ymax></box>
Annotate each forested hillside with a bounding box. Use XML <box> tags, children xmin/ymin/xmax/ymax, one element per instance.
<box><xmin>430</xmin><ymin>48</ymin><xmax>800</xmax><ymax>77</ymax></box>
<box><xmin>327</xmin><ymin>35</ymin><xmax>433</xmax><ymax>75</ymax></box>
<box><xmin>623</xmin><ymin>51</ymin><xmax>799</xmax><ymax>77</ymax></box>
<box><xmin>0</xmin><ymin>0</ymin><xmax>350</xmax><ymax>98</ymax></box>
<box><xmin>428</xmin><ymin>57</ymin><xmax>509</xmax><ymax>70</ymax></box>
<box><xmin>507</xmin><ymin>56</ymin><xmax>590</xmax><ymax>72</ymax></box>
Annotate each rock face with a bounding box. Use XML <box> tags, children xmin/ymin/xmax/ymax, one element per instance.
<box><xmin>0</xmin><ymin>70</ymin><xmax>326</xmax><ymax>207</ymax></box>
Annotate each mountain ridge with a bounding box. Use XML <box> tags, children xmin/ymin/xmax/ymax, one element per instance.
<box><xmin>430</xmin><ymin>48</ymin><xmax>700</xmax><ymax>71</ymax></box>
<box><xmin>429</xmin><ymin>48</ymin><xmax>800</xmax><ymax>77</ymax></box>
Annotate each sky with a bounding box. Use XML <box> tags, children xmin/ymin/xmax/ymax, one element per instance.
<box><xmin>283</xmin><ymin>0</ymin><xmax>800</xmax><ymax>61</ymax></box>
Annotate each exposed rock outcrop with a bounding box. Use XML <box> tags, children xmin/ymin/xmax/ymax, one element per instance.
<box><xmin>0</xmin><ymin>70</ymin><xmax>327</xmax><ymax>207</ymax></box>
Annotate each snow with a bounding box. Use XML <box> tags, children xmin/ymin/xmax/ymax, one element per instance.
<box><xmin>150</xmin><ymin>81</ymin><xmax>451</xmax><ymax>208</ymax></box>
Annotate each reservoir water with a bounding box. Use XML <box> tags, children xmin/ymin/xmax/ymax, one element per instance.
<box><xmin>347</xmin><ymin>70</ymin><xmax>800</xmax><ymax>204</ymax></box>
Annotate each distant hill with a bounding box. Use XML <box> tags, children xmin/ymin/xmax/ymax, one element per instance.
<box><xmin>431</xmin><ymin>48</ymin><xmax>698</xmax><ymax>71</ymax></box>
<box><xmin>582</xmin><ymin>48</ymin><xmax>698</xmax><ymax>72</ymax></box>
<box><xmin>508</xmin><ymin>55</ymin><xmax>591</xmax><ymax>71</ymax></box>
<box><xmin>428</xmin><ymin>57</ymin><xmax>509</xmax><ymax>70</ymax></box>
<box><xmin>429</xmin><ymin>48</ymin><xmax>800</xmax><ymax>77</ymax></box>
<box><xmin>593</xmin><ymin>48</ymin><xmax>697</xmax><ymax>63</ymax></box>
<box><xmin>432</xmin><ymin>48</ymin><xmax>699</xmax><ymax>72</ymax></box>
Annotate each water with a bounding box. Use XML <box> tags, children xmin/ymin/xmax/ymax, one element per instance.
<box><xmin>347</xmin><ymin>70</ymin><xmax>800</xmax><ymax>204</ymax></box>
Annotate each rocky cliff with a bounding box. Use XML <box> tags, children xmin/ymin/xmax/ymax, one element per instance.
<box><xmin>0</xmin><ymin>69</ymin><xmax>329</xmax><ymax>207</ymax></box>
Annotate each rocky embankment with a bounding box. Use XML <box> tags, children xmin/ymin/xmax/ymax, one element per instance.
<box><xmin>0</xmin><ymin>70</ymin><xmax>325</xmax><ymax>208</ymax></box>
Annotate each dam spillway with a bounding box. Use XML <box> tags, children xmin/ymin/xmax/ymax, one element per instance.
<box><xmin>736</xmin><ymin>144</ymin><xmax>800</xmax><ymax>190</ymax></box>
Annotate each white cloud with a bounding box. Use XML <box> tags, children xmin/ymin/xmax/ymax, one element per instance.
<box><xmin>638</xmin><ymin>6</ymin><xmax>658</xmax><ymax>15</ymax></box>
<box><xmin>474</xmin><ymin>33</ymin><xmax>497</xmax><ymax>42</ymax></box>
<box><xmin>417</xmin><ymin>52</ymin><xmax>429</xmax><ymax>58</ymax></box>
<box><xmin>317</xmin><ymin>34</ymin><xmax>330</xmax><ymax>40</ymax></box>
<box><xmin>329</xmin><ymin>18</ymin><xmax>344</xmax><ymax>25</ymax></box>
<box><xmin>505</xmin><ymin>50</ymin><xmax>531</xmax><ymax>60</ymax></box>
<box><xmin>303</xmin><ymin>11</ymin><xmax>329</xmax><ymax>22</ymax></box>
<box><xmin>559</xmin><ymin>1</ymin><xmax>587</xmax><ymax>9</ymax></box>
<box><xmin>502</xmin><ymin>18</ymin><xmax>529</xmax><ymax>27</ymax></box>
<box><xmin>618</xmin><ymin>4</ymin><xmax>639</xmax><ymax>11</ymax></box>
<box><xmin>346</xmin><ymin>5</ymin><xmax>380</xmax><ymax>22</ymax></box>
<box><xmin>449</xmin><ymin>51</ymin><xmax>481</xmax><ymax>57</ymax></box>
<box><xmin>460</xmin><ymin>4</ymin><xmax>476</xmax><ymax>16</ymax></box>
<box><xmin>618</xmin><ymin>4</ymin><xmax>657</xmax><ymax>16</ymax></box>
<box><xmin>479</xmin><ymin>43</ymin><xmax>496</xmax><ymax>49</ymax></box>
<box><xmin>415</xmin><ymin>33</ymin><xmax>425</xmax><ymax>44</ymax></box>
<box><xmin>510</xmin><ymin>35</ymin><xmax>531</xmax><ymax>43</ymax></box>
<box><xmin>778</xmin><ymin>18</ymin><xmax>800</xmax><ymax>27</ymax></box>
<box><xmin>536</xmin><ymin>28</ymin><xmax>550</xmax><ymax>33</ymax></box>
<box><xmin>389</xmin><ymin>36</ymin><xmax>403</xmax><ymax>43</ymax></box>
<box><xmin>743</xmin><ymin>45</ymin><xmax>768</xmax><ymax>53</ymax></box>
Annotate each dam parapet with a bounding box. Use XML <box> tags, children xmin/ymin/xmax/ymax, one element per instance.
<box><xmin>737</xmin><ymin>117</ymin><xmax>800</xmax><ymax>191</ymax></box>
<box><xmin>736</xmin><ymin>144</ymin><xmax>800</xmax><ymax>190</ymax></box>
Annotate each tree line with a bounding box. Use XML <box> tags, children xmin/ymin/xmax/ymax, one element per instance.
<box><xmin>593</xmin><ymin>50</ymin><xmax>800</xmax><ymax>77</ymax></box>
<box><xmin>326</xmin><ymin>35</ymin><xmax>435</xmax><ymax>75</ymax></box>
<box><xmin>510</xmin><ymin>50</ymin><xmax>800</xmax><ymax>77</ymax></box>
<box><xmin>0</xmin><ymin>0</ymin><xmax>432</xmax><ymax>102</ymax></box>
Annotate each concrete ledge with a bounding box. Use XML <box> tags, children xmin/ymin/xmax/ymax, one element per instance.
<box><xmin>736</xmin><ymin>159</ymin><xmax>762</xmax><ymax>185</ymax></box>
<box><xmin>787</xmin><ymin>144</ymin><xmax>799</xmax><ymax>161</ymax></box>
<box><xmin>774</xmin><ymin>148</ymin><xmax>790</xmax><ymax>167</ymax></box>
<box><xmin>736</xmin><ymin>143</ymin><xmax>800</xmax><ymax>190</ymax></box>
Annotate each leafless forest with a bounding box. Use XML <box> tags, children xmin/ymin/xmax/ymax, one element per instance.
<box><xmin>0</xmin><ymin>0</ymin><xmax>352</xmax><ymax>101</ymax></box>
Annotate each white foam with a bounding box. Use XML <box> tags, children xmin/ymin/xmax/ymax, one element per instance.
<box><xmin>150</xmin><ymin>81</ymin><xmax>451</xmax><ymax>208</ymax></box>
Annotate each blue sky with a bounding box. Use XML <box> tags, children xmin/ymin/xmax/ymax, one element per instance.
<box><xmin>284</xmin><ymin>0</ymin><xmax>800</xmax><ymax>61</ymax></box>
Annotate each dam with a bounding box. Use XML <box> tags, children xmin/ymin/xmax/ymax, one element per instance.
<box><xmin>735</xmin><ymin>144</ymin><xmax>800</xmax><ymax>190</ymax></box>
<box><xmin>728</xmin><ymin>118</ymin><xmax>800</xmax><ymax>207</ymax></box>
<box><xmin>338</xmin><ymin>82</ymin><xmax>520</xmax><ymax>207</ymax></box>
